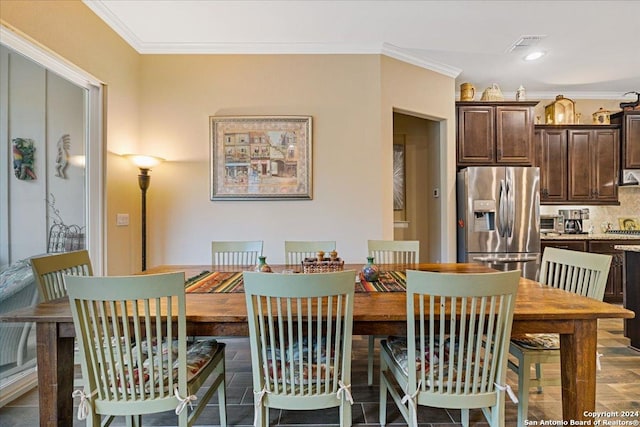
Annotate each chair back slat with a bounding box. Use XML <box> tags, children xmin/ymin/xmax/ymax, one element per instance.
<box><xmin>405</xmin><ymin>270</ymin><xmax>520</xmax><ymax>410</ymax></box>
<box><xmin>367</xmin><ymin>240</ymin><xmax>419</xmax><ymax>265</ymax></box>
<box><xmin>66</xmin><ymin>273</ymin><xmax>187</xmax><ymax>413</ymax></box>
<box><xmin>211</xmin><ymin>240</ymin><xmax>263</xmax><ymax>267</ymax></box>
<box><xmin>284</xmin><ymin>241</ymin><xmax>336</xmax><ymax>265</ymax></box>
<box><xmin>539</xmin><ymin>247</ymin><xmax>612</xmax><ymax>301</ymax></box>
<box><xmin>31</xmin><ymin>250</ymin><xmax>93</xmax><ymax>301</ymax></box>
<box><xmin>243</xmin><ymin>270</ymin><xmax>354</xmax><ymax>406</ymax></box>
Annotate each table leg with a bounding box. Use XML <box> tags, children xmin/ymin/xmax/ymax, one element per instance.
<box><xmin>36</xmin><ymin>322</ymin><xmax>74</xmax><ymax>427</ymax></box>
<box><xmin>559</xmin><ymin>319</ymin><xmax>597</xmax><ymax>423</ymax></box>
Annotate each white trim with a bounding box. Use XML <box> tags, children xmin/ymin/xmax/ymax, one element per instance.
<box><xmin>0</xmin><ymin>46</ymin><xmax>8</xmax><ymax>265</ymax></box>
<box><xmin>82</xmin><ymin>0</ymin><xmax>144</xmax><ymax>50</ymax></box>
<box><xmin>0</xmin><ymin>26</ymin><xmax>102</xmax><ymax>88</ymax></box>
<box><xmin>82</xmin><ymin>0</ymin><xmax>461</xmax><ymax>79</ymax></box>
<box><xmin>381</xmin><ymin>43</ymin><xmax>461</xmax><ymax>78</ymax></box>
<box><xmin>86</xmin><ymin>85</ymin><xmax>105</xmax><ymax>275</ymax></box>
<box><xmin>136</xmin><ymin>41</ymin><xmax>382</xmax><ymax>55</ymax></box>
<box><xmin>454</xmin><ymin>91</ymin><xmax>636</xmax><ymax>102</ymax></box>
<box><xmin>522</xmin><ymin>91</ymin><xmax>635</xmax><ymax>101</ymax></box>
<box><xmin>0</xmin><ymin>24</ymin><xmax>105</xmax><ymax>274</ymax></box>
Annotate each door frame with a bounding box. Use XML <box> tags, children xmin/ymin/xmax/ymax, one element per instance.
<box><xmin>0</xmin><ymin>25</ymin><xmax>105</xmax><ymax>274</ymax></box>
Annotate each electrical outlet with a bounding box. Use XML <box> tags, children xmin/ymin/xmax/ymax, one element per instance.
<box><xmin>116</xmin><ymin>213</ymin><xmax>129</xmax><ymax>226</ymax></box>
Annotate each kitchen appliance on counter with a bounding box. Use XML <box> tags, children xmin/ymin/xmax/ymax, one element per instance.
<box><xmin>457</xmin><ymin>166</ymin><xmax>540</xmax><ymax>280</ymax></box>
<box><xmin>540</xmin><ymin>214</ymin><xmax>565</xmax><ymax>234</ymax></box>
<box><xmin>558</xmin><ymin>209</ymin><xmax>589</xmax><ymax>234</ymax></box>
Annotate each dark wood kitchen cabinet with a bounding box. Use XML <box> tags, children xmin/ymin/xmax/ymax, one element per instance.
<box><xmin>611</xmin><ymin>110</ymin><xmax>640</xmax><ymax>170</ymax></box>
<box><xmin>536</xmin><ymin>127</ymin><xmax>567</xmax><ymax>202</ymax></box>
<box><xmin>457</xmin><ymin>101</ymin><xmax>538</xmax><ymax>166</ymax></box>
<box><xmin>541</xmin><ymin>238</ymin><xmax>640</xmax><ymax>303</ymax></box>
<box><xmin>589</xmin><ymin>239</ymin><xmax>640</xmax><ymax>303</ymax></box>
<box><xmin>541</xmin><ymin>239</ymin><xmax>587</xmax><ymax>253</ymax></box>
<box><xmin>568</xmin><ymin>127</ymin><xmax>619</xmax><ymax>203</ymax></box>
<box><xmin>535</xmin><ymin>125</ymin><xmax>619</xmax><ymax>204</ymax></box>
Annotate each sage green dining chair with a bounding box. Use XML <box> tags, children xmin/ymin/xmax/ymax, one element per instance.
<box><xmin>380</xmin><ymin>270</ymin><xmax>520</xmax><ymax>427</ymax></box>
<box><xmin>508</xmin><ymin>247</ymin><xmax>612</xmax><ymax>427</ymax></box>
<box><xmin>243</xmin><ymin>270</ymin><xmax>355</xmax><ymax>427</ymax></box>
<box><xmin>66</xmin><ymin>272</ymin><xmax>227</xmax><ymax>427</ymax></box>
<box><xmin>284</xmin><ymin>240</ymin><xmax>336</xmax><ymax>265</ymax></box>
<box><xmin>366</xmin><ymin>239</ymin><xmax>420</xmax><ymax>385</ymax></box>
<box><xmin>367</xmin><ymin>239</ymin><xmax>419</xmax><ymax>265</ymax></box>
<box><xmin>30</xmin><ymin>250</ymin><xmax>93</xmax><ymax>301</ymax></box>
<box><xmin>30</xmin><ymin>250</ymin><xmax>94</xmax><ymax>387</ymax></box>
<box><xmin>211</xmin><ymin>240</ymin><xmax>263</xmax><ymax>267</ymax></box>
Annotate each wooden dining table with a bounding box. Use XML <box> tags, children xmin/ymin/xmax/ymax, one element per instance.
<box><xmin>0</xmin><ymin>263</ymin><xmax>634</xmax><ymax>426</ymax></box>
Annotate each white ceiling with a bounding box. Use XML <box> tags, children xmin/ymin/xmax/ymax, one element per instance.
<box><xmin>84</xmin><ymin>0</ymin><xmax>640</xmax><ymax>100</ymax></box>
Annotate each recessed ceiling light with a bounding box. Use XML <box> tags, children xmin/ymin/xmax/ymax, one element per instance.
<box><xmin>524</xmin><ymin>51</ymin><xmax>545</xmax><ymax>61</ymax></box>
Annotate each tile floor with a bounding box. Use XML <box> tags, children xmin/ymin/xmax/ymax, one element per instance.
<box><xmin>1</xmin><ymin>318</ymin><xmax>638</xmax><ymax>426</ymax></box>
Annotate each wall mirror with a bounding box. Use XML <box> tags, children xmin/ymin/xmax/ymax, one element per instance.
<box><xmin>0</xmin><ymin>28</ymin><xmax>103</xmax><ymax>268</ymax></box>
<box><xmin>0</xmin><ymin>26</ymin><xmax>104</xmax><ymax>403</ymax></box>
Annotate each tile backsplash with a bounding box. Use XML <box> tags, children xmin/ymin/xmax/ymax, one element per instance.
<box><xmin>540</xmin><ymin>186</ymin><xmax>640</xmax><ymax>231</ymax></box>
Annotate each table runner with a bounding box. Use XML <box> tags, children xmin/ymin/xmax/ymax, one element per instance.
<box><xmin>184</xmin><ymin>270</ymin><xmax>407</xmax><ymax>293</ymax></box>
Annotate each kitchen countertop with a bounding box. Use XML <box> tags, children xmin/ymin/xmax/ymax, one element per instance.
<box><xmin>541</xmin><ymin>233</ymin><xmax>640</xmax><ymax>240</ymax></box>
<box><xmin>614</xmin><ymin>245</ymin><xmax>640</xmax><ymax>252</ymax></box>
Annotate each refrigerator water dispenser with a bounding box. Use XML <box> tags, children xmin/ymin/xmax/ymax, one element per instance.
<box><xmin>473</xmin><ymin>200</ymin><xmax>496</xmax><ymax>231</ymax></box>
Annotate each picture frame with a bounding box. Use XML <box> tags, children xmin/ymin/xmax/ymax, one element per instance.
<box><xmin>393</xmin><ymin>143</ymin><xmax>405</xmax><ymax>210</ymax></box>
<box><xmin>618</xmin><ymin>217</ymin><xmax>639</xmax><ymax>231</ymax></box>
<box><xmin>210</xmin><ymin>116</ymin><xmax>312</xmax><ymax>200</ymax></box>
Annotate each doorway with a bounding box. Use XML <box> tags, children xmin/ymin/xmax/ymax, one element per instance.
<box><xmin>392</xmin><ymin>112</ymin><xmax>442</xmax><ymax>262</ymax></box>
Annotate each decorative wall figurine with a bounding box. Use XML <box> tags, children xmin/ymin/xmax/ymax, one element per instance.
<box><xmin>12</xmin><ymin>137</ymin><xmax>37</xmax><ymax>180</ymax></box>
<box><xmin>55</xmin><ymin>134</ymin><xmax>71</xmax><ymax>179</ymax></box>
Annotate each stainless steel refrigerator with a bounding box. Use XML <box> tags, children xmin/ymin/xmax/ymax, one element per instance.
<box><xmin>457</xmin><ymin>166</ymin><xmax>540</xmax><ymax>280</ymax></box>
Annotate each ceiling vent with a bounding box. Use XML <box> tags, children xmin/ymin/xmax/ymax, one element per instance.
<box><xmin>508</xmin><ymin>35</ymin><xmax>547</xmax><ymax>53</ymax></box>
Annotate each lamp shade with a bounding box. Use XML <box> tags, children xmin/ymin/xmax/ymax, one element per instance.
<box><xmin>124</xmin><ymin>154</ymin><xmax>165</xmax><ymax>169</ymax></box>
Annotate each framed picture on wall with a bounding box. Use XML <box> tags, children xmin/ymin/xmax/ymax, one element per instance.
<box><xmin>393</xmin><ymin>143</ymin><xmax>405</xmax><ymax>210</ymax></box>
<box><xmin>619</xmin><ymin>217</ymin><xmax>639</xmax><ymax>231</ymax></box>
<box><xmin>210</xmin><ymin>116</ymin><xmax>312</xmax><ymax>200</ymax></box>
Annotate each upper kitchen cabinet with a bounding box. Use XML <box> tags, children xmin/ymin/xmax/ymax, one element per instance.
<box><xmin>536</xmin><ymin>125</ymin><xmax>619</xmax><ymax>204</ymax></box>
<box><xmin>610</xmin><ymin>110</ymin><xmax>640</xmax><ymax>170</ymax></box>
<box><xmin>456</xmin><ymin>101</ymin><xmax>538</xmax><ymax>166</ymax></box>
<box><xmin>535</xmin><ymin>127</ymin><xmax>567</xmax><ymax>202</ymax></box>
<box><xmin>568</xmin><ymin>127</ymin><xmax>619</xmax><ymax>202</ymax></box>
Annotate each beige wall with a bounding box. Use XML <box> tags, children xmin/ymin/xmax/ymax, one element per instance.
<box><xmin>1</xmin><ymin>0</ymin><xmax>460</xmax><ymax>269</ymax></box>
<box><xmin>137</xmin><ymin>53</ymin><xmax>458</xmax><ymax>265</ymax></box>
<box><xmin>12</xmin><ymin>2</ymin><xmax>632</xmax><ymax>270</ymax></box>
<box><xmin>534</xmin><ymin>98</ymin><xmax>625</xmax><ymax>125</ymax></box>
<box><xmin>381</xmin><ymin>57</ymin><xmax>457</xmax><ymax>261</ymax></box>
<box><xmin>1</xmin><ymin>0</ymin><xmax>142</xmax><ymax>274</ymax></box>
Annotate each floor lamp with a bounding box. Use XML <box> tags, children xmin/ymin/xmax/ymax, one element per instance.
<box><xmin>125</xmin><ymin>154</ymin><xmax>164</xmax><ymax>271</ymax></box>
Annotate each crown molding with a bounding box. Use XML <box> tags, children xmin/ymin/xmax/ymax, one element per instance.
<box><xmin>83</xmin><ymin>1</ymin><xmax>461</xmax><ymax>78</ymax></box>
<box><xmin>455</xmin><ymin>90</ymin><xmax>636</xmax><ymax>101</ymax></box>
<box><xmin>83</xmin><ymin>0</ymin><xmax>145</xmax><ymax>50</ymax></box>
<box><xmin>526</xmin><ymin>91</ymin><xmax>636</xmax><ymax>100</ymax></box>
<box><xmin>0</xmin><ymin>25</ymin><xmax>102</xmax><ymax>87</ymax></box>
<box><xmin>381</xmin><ymin>43</ymin><xmax>461</xmax><ymax>78</ymax></box>
<box><xmin>134</xmin><ymin>41</ymin><xmax>382</xmax><ymax>55</ymax></box>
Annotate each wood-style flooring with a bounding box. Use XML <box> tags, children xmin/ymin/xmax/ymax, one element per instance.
<box><xmin>1</xmin><ymin>318</ymin><xmax>638</xmax><ymax>426</ymax></box>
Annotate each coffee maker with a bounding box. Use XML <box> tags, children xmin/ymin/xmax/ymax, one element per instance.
<box><xmin>558</xmin><ymin>209</ymin><xmax>589</xmax><ymax>234</ymax></box>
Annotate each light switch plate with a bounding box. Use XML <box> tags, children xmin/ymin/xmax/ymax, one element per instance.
<box><xmin>116</xmin><ymin>213</ymin><xmax>129</xmax><ymax>226</ymax></box>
